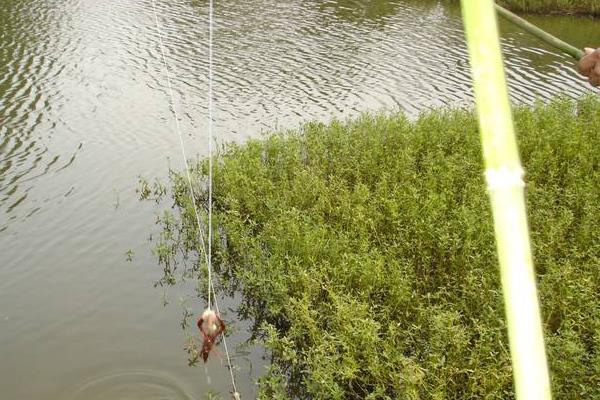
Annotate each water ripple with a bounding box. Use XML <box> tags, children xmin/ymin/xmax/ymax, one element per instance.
<box><xmin>0</xmin><ymin>1</ymin><xmax>598</xmax><ymax>397</ymax></box>
<box><xmin>66</xmin><ymin>369</ymin><xmax>195</xmax><ymax>400</ymax></box>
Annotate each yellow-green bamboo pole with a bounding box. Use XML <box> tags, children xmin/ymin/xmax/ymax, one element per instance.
<box><xmin>460</xmin><ymin>1</ymin><xmax>552</xmax><ymax>399</ymax></box>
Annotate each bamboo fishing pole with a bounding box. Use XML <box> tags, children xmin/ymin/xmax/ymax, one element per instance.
<box><xmin>495</xmin><ymin>3</ymin><xmax>584</xmax><ymax>60</ymax></box>
<box><xmin>461</xmin><ymin>1</ymin><xmax>552</xmax><ymax>399</ymax></box>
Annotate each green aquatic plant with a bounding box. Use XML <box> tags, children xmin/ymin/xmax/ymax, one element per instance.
<box><xmin>141</xmin><ymin>97</ymin><xmax>599</xmax><ymax>399</ymax></box>
<box><xmin>202</xmin><ymin>389</ymin><xmax>224</xmax><ymax>400</ymax></box>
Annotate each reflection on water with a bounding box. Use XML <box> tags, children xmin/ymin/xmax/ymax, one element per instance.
<box><xmin>0</xmin><ymin>0</ymin><xmax>83</xmax><ymax>228</ymax></box>
<box><xmin>0</xmin><ymin>0</ymin><xmax>598</xmax><ymax>398</ymax></box>
<box><xmin>316</xmin><ymin>0</ymin><xmax>405</xmax><ymax>24</ymax></box>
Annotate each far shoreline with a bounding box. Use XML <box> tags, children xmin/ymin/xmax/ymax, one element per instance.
<box><xmin>498</xmin><ymin>0</ymin><xmax>600</xmax><ymax>17</ymax></box>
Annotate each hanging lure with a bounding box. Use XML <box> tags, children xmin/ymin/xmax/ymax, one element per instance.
<box><xmin>197</xmin><ymin>308</ymin><xmax>226</xmax><ymax>362</ymax></box>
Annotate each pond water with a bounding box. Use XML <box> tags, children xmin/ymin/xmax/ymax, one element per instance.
<box><xmin>0</xmin><ymin>0</ymin><xmax>598</xmax><ymax>398</ymax></box>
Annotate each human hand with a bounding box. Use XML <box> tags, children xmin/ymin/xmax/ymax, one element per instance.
<box><xmin>578</xmin><ymin>47</ymin><xmax>600</xmax><ymax>87</ymax></box>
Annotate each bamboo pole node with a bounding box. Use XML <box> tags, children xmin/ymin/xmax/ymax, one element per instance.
<box><xmin>462</xmin><ymin>2</ymin><xmax>553</xmax><ymax>398</ymax></box>
<box><xmin>485</xmin><ymin>167</ymin><xmax>525</xmax><ymax>191</ymax></box>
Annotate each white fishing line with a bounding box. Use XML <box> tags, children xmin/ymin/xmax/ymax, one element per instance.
<box><xmin>150</xmin><ymin>0</ymin><xmax>240</xmax><ymax>396</ymax></box>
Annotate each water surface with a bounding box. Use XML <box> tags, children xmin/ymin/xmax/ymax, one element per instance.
<box><xmin>0</xmin><ymin>0</ymin><xmax>597</xmax><ymax>398</ymax></box>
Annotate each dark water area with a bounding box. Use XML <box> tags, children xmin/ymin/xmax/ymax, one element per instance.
<box><xmin>0</xmin><ymin>0</ymin><xmax>598</xmax><ymax>398</ymax></box>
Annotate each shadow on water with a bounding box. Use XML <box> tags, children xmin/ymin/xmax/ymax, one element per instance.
<box><xmin>517</xmin><ymin>12</ymin><xmax>600</xmax><ymax>49</ymax></box>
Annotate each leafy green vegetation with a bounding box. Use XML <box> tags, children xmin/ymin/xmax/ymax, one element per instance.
<box><xmin>144</xmin><ymin>97</ymin><xmax>599</xmax><ymax>399</ymax></box>
<box><xmin>499</xmin><ymin>0</ymin><xmax>600</xmax><ymax>15</ymax></box>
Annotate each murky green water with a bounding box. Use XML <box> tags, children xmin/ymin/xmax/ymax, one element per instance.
<box><xmin>0</xmin><ymin>0</ymin><xmax>598</xmax><ymax>398</ymax></box>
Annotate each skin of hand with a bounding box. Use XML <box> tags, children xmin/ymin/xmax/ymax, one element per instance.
<box><xmin>578</xmin><ymin>47</ymin><xmax>600</xmax><ymax>87</ymax></box>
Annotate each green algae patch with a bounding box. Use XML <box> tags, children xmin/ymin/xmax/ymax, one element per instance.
<box><xmin>145</xmin><ymin>97</ymin><xmax>599</xmax><ymax>399</ymax></box>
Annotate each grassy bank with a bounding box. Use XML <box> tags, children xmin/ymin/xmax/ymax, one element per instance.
<box><xmin>499</xmin><ymin>0</ymin><xmax>600</xmax><ymax>15</ymax></box>
<box><xmin>147</xmin><ymin>97</ymin><xmax>599</xmax><ymax>399</ymax></box>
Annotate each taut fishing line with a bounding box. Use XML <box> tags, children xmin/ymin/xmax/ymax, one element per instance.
<box><xmin>150</xmin><ymin>0</ymin><xmax>240</xmax><ymax>397</ymax></box>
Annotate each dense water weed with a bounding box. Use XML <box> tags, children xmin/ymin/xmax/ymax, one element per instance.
<box><xmin>140</xmin><ymin>97</ymin><xmax>599</xmax><ymax>399</ymax></box>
